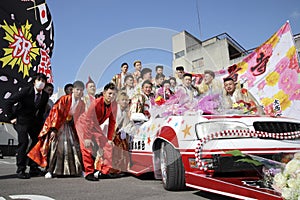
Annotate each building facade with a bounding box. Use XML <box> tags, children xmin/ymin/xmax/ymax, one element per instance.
<box><xmin>172</xmin><ymin>31</ymin><xmax>300</xmax><ymax>75</ymax></box>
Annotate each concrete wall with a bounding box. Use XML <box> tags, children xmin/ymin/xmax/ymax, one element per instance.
<box><xmin>172</xmin><ymin>31</ymin><xmax>234</xmax><ymax>74</ymax></box>
<box><xmin>172</xmin><ymin>31</ymin><xmax>300</xmax><ymax>75</ymax></box>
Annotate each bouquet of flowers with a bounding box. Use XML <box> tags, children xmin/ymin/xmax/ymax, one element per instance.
<box><xmin>154</xmin><ymin>95</ymin><xmax>166</xmax><ymax>106</ymax></box>
<box><xmin>232</xmin><ymin>100</ymin><xmax>257</xmax><ymax>114</ymax></box>
<box><xmin>151</xmin><ymin>88</ymin><xmax>197</xmax><ymax>117</ymax></box>
<box><xmin>197</xmin><ymin>94</ymin><xmax>221</xmax><ymax>114</ymax></box>
<box><xmin>262</xmin><ymin>165</ymin><xmax>282</xmax><ymax>189</ymax></box>
<box><xmin>272</xmin><ymin>152</ymin><xmax>300</xmax><ymax>200</ymax></box>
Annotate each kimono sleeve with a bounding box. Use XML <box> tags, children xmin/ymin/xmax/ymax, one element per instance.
<box><xmin>107</xmin><ymin>109</ymin><xmax>116</xmax><ymax>141</ymax></box>
<box><xmin>39</xmin><ymin>96</ymin><xmax>69</xmax><ymax>138</ymax></box>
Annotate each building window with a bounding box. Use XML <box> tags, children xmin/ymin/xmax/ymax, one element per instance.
<box><xmin>192</xmin><ymin>58</ymin><xmax>204</xmax><ymax>70</ymax></box>
<box><xmin>175</xmin><ymin>50</ymin><xmax>185</xmax><ymax>59</ymax></box>
<box><xmin>186</xmin><ymin>43</ymin><xmax>201</xmax><ymax>53</ymax></box>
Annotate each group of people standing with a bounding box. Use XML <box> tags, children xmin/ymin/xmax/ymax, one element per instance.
<box><xmin>5</xmin><ymin>59</ymin><xmax>262</xmax><ymax>181</ymax></box>
<box><xmin>111</xmin><ymin>61</ymin><xmax>262</xmax><ymax>120</ymax></box>
<box><xmin>5</xmin><ymin>73</ymin><xmax>130</xmax><ymax>181</ymax></box>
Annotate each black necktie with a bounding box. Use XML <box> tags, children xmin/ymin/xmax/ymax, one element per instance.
<box><xmin>35</xmin><ymin>93</ymin><xmax>41</xmax><ymax>106</ymax></box>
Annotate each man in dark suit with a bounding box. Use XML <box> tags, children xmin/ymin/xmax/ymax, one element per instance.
<box><xmin>5</xmin><ymin>73</ymin><xmax>49</xmax><ymax>179</ymax></box>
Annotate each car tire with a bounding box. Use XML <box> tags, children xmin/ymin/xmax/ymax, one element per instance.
<box><xmin>160</xmin><ymin>142</ymin><xmax>185</xmax><ymax>191</ymax></box>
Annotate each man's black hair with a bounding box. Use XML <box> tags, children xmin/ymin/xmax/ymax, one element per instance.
<box><xmin>155</xmin><ymin>73</ymin><xmax>165</xmax><ymax>80</ymax></box>
<box><xmin>169</xmin><ymin>76</ymin><xmax>177</xmax><ymax>83</ymax></box>
<box><xmin>103</xmin><ymin>82</ymin><xmax>116</xmax><ymax>91</ymax></box>
<box><xmin>176</xmin><ymin>66</ymin><xmax>184</xmax><ymax>71</ymax></box>
<box><xmin>141</xmin><ymin>68</ymin><xmax>152</xmax><ymax>78</ymax></box>
<box><xmin>33</xmin><ymin>73</ymin><xmax>47</xmax><ymax>82</ymax></box>
<box><xmin>162</xmin><ymin>79</ymin><xmax>170</xmax><ymax>86</ymax></box>
<box><xmin>95</xmin><ymin>92</ymin><xmax>103</xmax><ymax>99</ymax></box>
<box><xmin>183</xmin><ymin>73</ymin><xmax>192</xmax><ymax>79</ymax></box>
<box><xmin>121</xmin><ymin>62</ymin><xmax>128</xmax><ymax>68</ymax></box>
<box><xmin>142</xmin><ymin>80</ymin><xmax>153</xmax><ymax>88</ymax></box>
<box><xmin>223</xmin><ymin>77</ymin><xmax>234</xmax><ymax>83</ymax></box>
<box><xmin>45</xmin><ymin>82</ymin><xmax>54</xmax><ymax>89</ymax></box>
<box><xmin>64</xmin><ymin>83</ymin><xmax>73</xmax><ymax>92</ymax></box>
<box><xmin>155</xmin><ymin>65</ymin><xmax>163</xmax><ymax>71</ymax></box>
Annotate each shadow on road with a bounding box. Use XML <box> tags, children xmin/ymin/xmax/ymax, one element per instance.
<box><xmin>193</xmin><ymin>190</ymin><xmax>236</xmax><ymax>200</ymax></box>
<box><xmin>133</xmin><ymin>172</ymin><xmax>157</xmax><ymax>181</ymax></box>
<box><xmin>132</xmin><ymin>172</ymin><xmax>235</xmax><ymax>199</ymax></box>
<box><xmin>0</xmin><ymin>173</ymin><xmax>17</xmax><ymax>180</ymax></box>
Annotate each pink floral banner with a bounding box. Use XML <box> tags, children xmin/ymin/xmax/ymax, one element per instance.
<box><xmin>228</xmin><ymin>22</ymin><xmax>300</xmax><ymax>119</ymax></box>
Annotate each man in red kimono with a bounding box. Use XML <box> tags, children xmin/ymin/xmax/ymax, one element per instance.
<box><xmin>76</xmin><ymin>82</ymin><xmax>117</xmax><ymax>181</ymax></box>
<box><xmin>83</xmin><ymin>76</ymin><xmax>96</xmax><ymax>111</ymax></box>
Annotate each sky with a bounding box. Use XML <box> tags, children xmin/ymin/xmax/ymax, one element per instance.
<box><xmin>46</xmin><ymin>0</ymin><xmax>300</xmax><ymax>91</ymax></box>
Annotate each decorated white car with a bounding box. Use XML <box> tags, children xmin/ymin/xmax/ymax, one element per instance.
<box><xmin>120</xmin><ymin>21</ymin><xmax>300</xmax><ymax>199</ymax></box>
<box><xmin>127</xmin><ymin>112</ymin><xmax>300</xmax><ymax>199</ymax></box>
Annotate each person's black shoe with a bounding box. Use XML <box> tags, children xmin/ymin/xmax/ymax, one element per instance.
<box><xmin>109</xmin><ymin>173</ymin><xmax>122</xmax><ymax>178</ymax></box>
<box><xmin>29</xmin><ymin>167</ymin><xmax>44</xmax><ymax>177</ymax></box>
<box><xmin>98</xmin><ymin>173</ymin><xmax>121</xmax><ymax>179</ymax></box>
<box><xmin>118</xmin><ymin>172</ymin><xmax>126</xmax><ymax>177</ymax></box>
<box><xmin>85</xmin><ymin>174</ymin><xmax>99</xmax><ymax>181</ymax></box>
<box><xmin>17</xmin><ymin>171</ymin><xmax>30</xmax><ymax>179</ymax></box>
<box><xmin>0</xmin><ymin>149</ymin><xmax>3</xmax><ymax>159</ymax></box>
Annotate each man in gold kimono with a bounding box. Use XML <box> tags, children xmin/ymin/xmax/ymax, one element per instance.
<box><xmin>111</xmin><ymin>62</ymin><xmax>129</xmax><ymax>90</ymax></box>
<box><xmin>130</xmin><ymin>80</ymin><xmax>153</xmax><ymax>119</ymax></box>
<box><xmin>223</xmin><ymin>77</ymin><xmax>263</xmax><ymax>114</ymax></box>
<box><xmin>197</xmin><ymin>70</ymin><xmax>222</xmax><ymax>96</ymax></box>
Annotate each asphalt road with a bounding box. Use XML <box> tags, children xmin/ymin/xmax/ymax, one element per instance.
<box><xmin>0</xmin><ymin>157</ymin><xmax>233</xmax><ymax>200</ymax></box>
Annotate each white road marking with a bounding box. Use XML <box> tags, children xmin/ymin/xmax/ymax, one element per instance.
<box><xmin>0</xmin><ymin>161</ymin><xmax>14</xmax><ymax>165</ymax></box>
<box><xmin>10</xmin><ymin>195</ymin><xmax>55</xmax><ymax>200</ymax></box>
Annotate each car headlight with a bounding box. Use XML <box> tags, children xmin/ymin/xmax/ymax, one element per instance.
<box><xmin>196</xmin><ymin>121</ymin><xmax>249</xmax><ymax>139</ymax></box>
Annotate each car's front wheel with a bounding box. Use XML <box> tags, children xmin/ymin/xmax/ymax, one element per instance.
<box><xmin>160</xmin><ymin>142</ymin><xmax>185</xmax><ymax>191</ymax></box>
